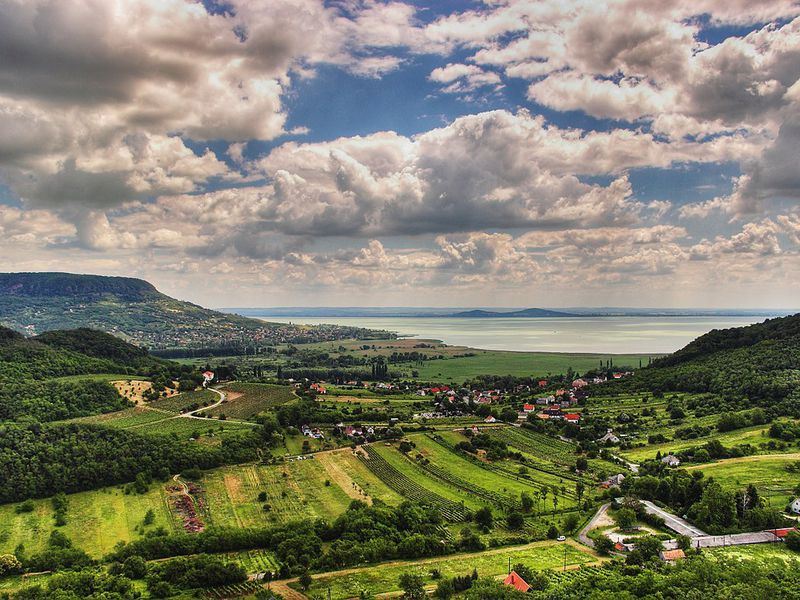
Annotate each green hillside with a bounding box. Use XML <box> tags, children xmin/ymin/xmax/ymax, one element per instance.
<box><xmin>0</xmin><ymin>272</ymin><xmax>390</xmax><ymax>350</ymax></box>
<box><xmin>612</xmin><ymin>313</ymin><xmax>800</xmax><ymax>417</ymax></box>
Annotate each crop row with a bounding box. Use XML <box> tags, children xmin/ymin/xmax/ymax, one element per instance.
<box><xmin>429</xmin><ymin>434</ymin><xmax>580</xmax><ymax>493</ymax></box>
<box><xmin>358</xmin><ymin>449</ymin><xmax>470</xmax><ymax>521</ymax></box>
<box><xmin>406</xmin><ymin>452</ymin><xmax>517</xmax><ymax>510</ymax></box>
<box><xmin>205</xmin><ymin>580</ymin><xmax>263</xmax><ymax>598</ymax></box>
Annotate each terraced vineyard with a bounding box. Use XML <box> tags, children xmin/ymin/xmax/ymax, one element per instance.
<box><xmin>208</xmin><ymin>382</ymin><xmax>296</xmax><ymax>420</ymax></box>
<box><xmin>205</xmin><ymin>580</ymin><xmax>263</xmax><ymax>598</ymax></box>
<box><xmin>546</xmin><ymin>564</ymin><xmax>609</xmax><ymax>587</ymax></box>
<box><xmin>222</xmin><ymin>549</ymin><xmax>280</xmax><ymax>574</ymax></box>
<box><xmin>358</xmin><ymin>448</ymin><xmax>471</xmax><ymax>521</ymax></box>
<box><xmin>412</xmin><ymin>453</ymin><xmax>517</xmax><ymax>510</ymax></box>
<box><xmin>485</xmin><ymin>427</ymin><xmax>579</xmax><ymax>469</ymax></box>
<box><xmin>426</xmin><ymin>434</ymin><xmax>579</xmax><ymax>506</ymax></box>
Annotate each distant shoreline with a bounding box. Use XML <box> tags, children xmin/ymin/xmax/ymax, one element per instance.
<box><xmin>221</xmin><ymin>307</ymin><xmax>794</xmax><ymax>319</ymax></box>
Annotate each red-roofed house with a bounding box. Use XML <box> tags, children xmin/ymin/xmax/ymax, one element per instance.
<box><xmin>522</xmin><ymin>403</ymin><xmax>535</xmax><ymax>413</ymax></box>
<box><xmin>202</xmin><ymin>371</ymin><xmax>214</xmax><ymax>387</ymax></box>
<box><xmin>659</xmin><ymin>549</ymin><xmax>686</xmax><ymax>562</ymax></box>
<box><xmin>503</xmin><ymin>571</ymin><xmax>530</xmax><ymax>592</ymax></box>
<box><xmin>564</xmin><ymin>413</ymin><xmax>581</xmax><ymax>423</ymax></box>
<box><xmin>484</xmin><ymin>415</ymin><xmax>497</xmax><ymax>423</ymax></box>
<box><xmin>770</xmin><ymin>527</ymin><xmax>797</xmax><ymax>539</ymax></box>
<box><xmin>538</xmin><ymin>380</ymin><xmax>548</xmax><ymax>387</ymax></box>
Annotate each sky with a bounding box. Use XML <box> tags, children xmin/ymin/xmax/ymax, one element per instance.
<box><xmin>1</xmin><ymin>0</ymin><xmax>799</xmax><ymax>309</ymax></box>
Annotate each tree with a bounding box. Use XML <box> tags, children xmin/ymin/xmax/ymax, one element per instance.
<box><xmin>615</xmin><ymin>508</ymin><xmax>637</xmax><ymax>530</ymax></box>
<box><xmin>506</xmin><ymin>512</ymin><xmax>524</xmax><ymax>530</ymax></box>
<box><xmin>691</xmin><ymin>481</ymin><xmax>737</xmax><ymax>532</ymax></box>
<box><xmin>546</xmin><ymin>525</ymin><xmax>558</xmax><ymax>539</ymax></box>
<box><xmin>627</xmin><ymin>535</ymin><xmax>663</xmax><ymax>565</ymax></box>
<box><xmin>435</xmin><ymin>578</ymin><xmax>455</xmax><ymax>599</ymax></box>
<box><xmin>474</xmin><ymin>507</ymin><xmax>494</xmax><ymax>530</ymax></box>
<box><xmin>594</xmin><ymin>535</ymin><xmax>615</xmax><ymax>555</ymax></box>
<box><xmin>122</xmin><ymin>555</ymin><xmax>147</xmax><ymax>579</ymax></box>
<box><xmin>0</xmin><ymin>554</ymin><xmax>22</xmax><ymax>576</ymax></box>
<box><xmin>399</xmin><ymin>573</ymin><xmax>426</xmax><ymax>600</ymax></box>
<box><xmin>575</xmin><ymin>457</ymin><xmax>588</xmax><ymax>472</ymax></box>
<box><xmin>143</xmin><ymin>508</ymin><xmax>155</xmax><ymax>526</ymax></box>
<box><xmin>520</xmin><ymin>492</ymin><xmax>534</xmax><ymax>513</ymax></box>
<box><xmin>299</xmin><ymin>570</ymin><xmax>313</xmax><ymax>591</ymax></box>
<box><xmin>563</xmin><ymin>513</ymin><xmax>580</xmax><ymax>533</ymax></box>
<box><xmin>575</xmin><ymin>481</ymin><xmax>586</xmax><ymax>504</ymax></box>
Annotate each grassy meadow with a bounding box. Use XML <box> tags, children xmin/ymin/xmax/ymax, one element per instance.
<box><xmin>294</xmin><ymin>541</ymin><xmax>600</xmax><ymax>599</ymax></box>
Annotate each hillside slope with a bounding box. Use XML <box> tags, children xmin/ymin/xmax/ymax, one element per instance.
<box><xmin>0</xmin><ymin>272</ymin><xmax>389</xmax><ymax>349</ymax></box>
<box><xmin>614</xmin><ymin>313</ymin><xmax>800</xmax><ymax>416</ymax></box>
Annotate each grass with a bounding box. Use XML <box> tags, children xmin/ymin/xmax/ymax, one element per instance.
<box><xmin>410</xmin><ymin>434</ymin><xmax>577</xmax><ymax>508</ymax></box>
<box><xmin>208</xmin><ymin>383</ymin><xmax>295</xmax><ymax>420</ymax></box>
<box><xmin>684</xmin><ymin>454</ymin><xmax>800</xmax><ymax>507</ymax></box>
<box><xmin>707</xmin><ymin>543</ymin><xmax>800</xmax><ymax>563</ymax></box>
<box><xmin>397</xmin><ymin>351</ymin><xmax>655</xmax><ymax>381</ymax></box>
<box><xmin>147</xmin><ymin>389</ymin><xmax>217</xmax><ymax>413</ymax></box>
<box><xmin>0</xmin><ymin>485</ymin><xmax>173</xmax><ymax>558</ymax></box>
<box><xmin>295</xmin><ymin>541</ymin><xmax>599</xmax><ymax>599</ymax></box>
<box><xmin>620</xmin><ymin>423</ymin><xmax>792</xmax><ymax>462</ymax></box>
<box><xmin>317</xmin><ymin>449</ymin><xmax>405</xmax><ymax>506</ymax></box>
<box><xmin>201</xmin><ymin>459</ymin><xmax>354</xmax><ymax>527</ymax></box>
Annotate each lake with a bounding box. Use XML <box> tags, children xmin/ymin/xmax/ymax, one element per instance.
<box><xmin>252</xmin><ymin>315</ymin><xmax>766</xmax><ymax>354</ymax></box>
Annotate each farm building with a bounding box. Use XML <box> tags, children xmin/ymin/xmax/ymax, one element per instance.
<box><xmin>662</xmin><ymin>454</ymin><xmax>681</xmax><ymax>467</ymax></box>
<box><xmin>503</xmin><ymin>571</ymin><xmax>530</xmax><ymax>593</ymax></box>
<box><xmin>659</xmin><ymin>549</ymin><xmax>686</xmax><ymax>563</ymax></box>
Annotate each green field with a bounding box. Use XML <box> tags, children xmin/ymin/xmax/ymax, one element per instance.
<box><xmin>620</xmin><ymin>423</ymin><xmax>791</xmax><ymax>462</ymax></box>
<box><xmin>396</xmin><ymin>351</ymin><xmax>655</xmax><ymax>381</ymax></box>
<box><xmin>685</xmin><ymin>454</ymin><xmax>800</xmax><ymax>508</ymax></box>
<box><xmin>200</xmin><ymin>459</ymin><xmax>354</xmax><ymax>526</ymax></box>
<box><xmin>295</xmin><ymin>541</ymin><xmax>599</xmax><ymax>599</ymax></box>
<box><xmin>0</xmin><ymin>485</ymin><xmax>173</xmax><ymax>558</ymax></box>
<box><xmin>707</xmin><ymin>543</ymin><xmax>800</xmax><ymax>563</ymax></box>
<box><xmin>208</xmin><ymin>383</ymin><xmax>296</xmax><ymax>420</ymax></box>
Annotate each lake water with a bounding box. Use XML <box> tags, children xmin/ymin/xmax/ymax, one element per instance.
<box><xmin>253</xmin><ymin>316</ymin><xmax>766</xmax><ymax>354</ymax></box>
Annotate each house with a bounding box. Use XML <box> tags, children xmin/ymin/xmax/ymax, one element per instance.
<box><xmin>770</xmin><ymin>527</ymin><xmax>797</xmax><ymax>539</ymax></box>
<box><xmin>471</xmin><ymin>425</ymin><xmax>480</xmax><ymax>435</ymax></box>
<box><xmin>572</xmin><ymin>378</ymin><xmax>588</xmax><ymax>389</ymax></box>
<box><xmin>790</xmin><ymin>498</ymin><xmax>800</xmax><ymax>514</ymax></box>
<box><xmin>502</xmin><ymin>571</ymin><xmax>530</xmax><ymax>593</ymax></box>
<box><xmin>659</xmin><ymin>549</ymin><xmax>685</xmax><ymax>563</ymax></box>
<box><xmin>662</xmin><ymin>454</ymin><xmax>681</xmax><ymax>467</ymax></box>
<box><xmin>538</xmin><ymin>380</ymin><xmax>548</xmax><ymax>388</ymax></box>
<box><xmin>310</xmin><ymin>383</ymin><xmax>327</xmax><ymax>394</ymax></box>
<box><xmin>598</xmin><ymin>429</ymin><xmax>620</xmax><ymax>444</ymax></box>
<box><xmin>484</xmin><ymin>415</ymin><xmax>497</xmax><ymax>423</ymax></box>
<box><xmin>522</xmin><ymin>403</ymin><xmax>535</xmax><ymax>413</ymax></box>
<box><xmin>600</xmin><ymin>473</ymin><xmax>625</xmax><ymax>488</ymax></box>
<box><xmin>564</xmin><ymin>413</ymin><xmax>581</xmax><ymax>423</ymax></box>
<box><xmin>201</xmin><ymin>371</ymin><xmax>214</xmax><ymax>387</ymax></box>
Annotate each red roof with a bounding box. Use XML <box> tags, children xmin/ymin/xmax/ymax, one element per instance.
<box><xmin>523</xmin><ymin>403</ymin><xmax>535</xmax><ymax>411</ymax></box>
<box><xmin>503</xmin><ymin>572</ymin><xmax>530</xmax><ymax>592</ymax></box>
<box><xmin>564</xmin><ymin>413</ymin><xmax>581</xmax><ymax>420</ymax></box>
<box><xmin>771</xmin><ymin>527</ymin><xmax>797</xmax><ymax>538</ymax></box>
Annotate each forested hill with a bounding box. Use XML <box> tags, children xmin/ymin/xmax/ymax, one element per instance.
<box><xmin>614</xmin><ymin>313</ymin><xmax>800</xmax><ymax>417</ymax></box>
<box><xmin>0</xmin><ymin>272</ymin><xmax>391</xmax><ymax>350</ymax></box>
<box><xmin>0</xmin><ymin>325</ymin><xmax>180</xmax><ymax>423</ymax></box>
<box><xmin>653</xmin><ymin>312</ymin><xmax>800</xmax><ymax>367</ymax></box>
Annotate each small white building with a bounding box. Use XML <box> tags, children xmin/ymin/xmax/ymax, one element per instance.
<box><xmin>598</xmin><ymin>429</ymin><xmax>620</xmax><ymax>444</ymax></box>
<box><xmin>791</xmin><ymin>498</ymin><xmax>800</xmax><ymax>514</ymax></box>
<box><xmin>661</xmin><ymin>454</ymin><xmax>681</xmax><ymax>467</ymax></box>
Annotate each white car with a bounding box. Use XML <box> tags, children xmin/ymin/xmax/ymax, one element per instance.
<box><xmin>557</xmin><ymin>536</ymin><xmax>566</xmax><ymax>542</ymax></box>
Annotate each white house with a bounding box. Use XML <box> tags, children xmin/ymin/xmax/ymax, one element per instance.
<box><xmin>598</xmin><ymin>429</ymin><xmax>620</xmax><ymax>444</ymax></box>
<box><xmin>661</xmin><ymin>454</ymin><xmax>681</xmax><ymax>467</ymax></box>
<box><xmin>791</xmin><ymin>497</ymin><xmax>800</xmax><ymax>514</ymax></box>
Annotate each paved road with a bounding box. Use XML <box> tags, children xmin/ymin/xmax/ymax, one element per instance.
<box><xmin>578</xmin><ymin>503</ymin><xmax>610</xmax><ymax>548</ymax></box>
<box><xmin>640</xmin><ymin>500</ymin><xmax>708</xmax><ymax>537</ymax></box>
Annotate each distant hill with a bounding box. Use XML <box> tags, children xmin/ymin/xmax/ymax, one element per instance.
<box><xmin>450</xmin><ymin>308</ymin><xmax>576</xmax><ymax>318</ymax></box>
<box><xmin>652</xmin><ymin>313</ymin><xmax>800</xmax><ymax>367</ymax></box>
<box><xmin>0</xmin><ymin>272</ymin><xmax>391</xmax><ymax>350</ymax></box>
